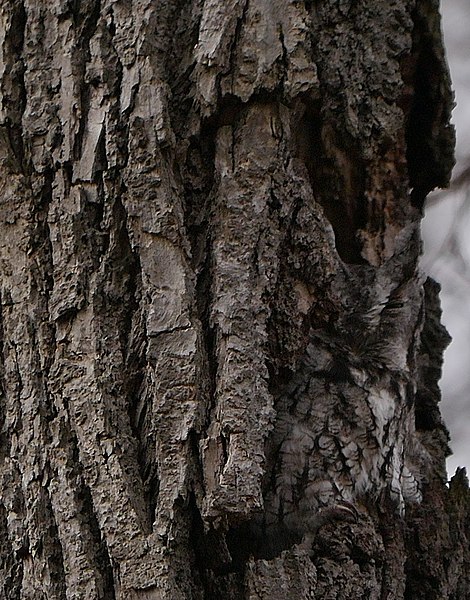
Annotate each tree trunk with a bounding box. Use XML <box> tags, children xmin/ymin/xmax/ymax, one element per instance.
<box><xmin>0</xmin><ymin>0</ymin><xmax>468</xmax><ymax>598</ymax></box>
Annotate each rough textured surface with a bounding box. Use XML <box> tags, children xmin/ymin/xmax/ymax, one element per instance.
<box><xmin>0</xmin><ymin>0</ymin><xmax>467</xmax><ymax>598</ymax></box>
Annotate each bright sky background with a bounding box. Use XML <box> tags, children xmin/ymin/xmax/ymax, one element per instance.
<box><xmin>422</xmin><ymin>0</ymin><xmax>470</xmax><ymax>477</ymax></box>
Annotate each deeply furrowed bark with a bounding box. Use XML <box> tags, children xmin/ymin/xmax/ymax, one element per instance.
<box><xmin>0</xmin><ymin>1</ymin><xmax>467</xmax><ymax>598</ymax></box>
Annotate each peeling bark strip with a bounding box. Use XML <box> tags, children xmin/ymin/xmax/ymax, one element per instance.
<box><xmin>0</xmin><ymin>0</ymin><xmax>467</xmax><ymax>598</ymax></box>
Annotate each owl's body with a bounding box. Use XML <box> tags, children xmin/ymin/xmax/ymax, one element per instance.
<box><xmin>262</xmin><ymin>270</ymin><xmax>426</xmax><ymax>542</ymax></box>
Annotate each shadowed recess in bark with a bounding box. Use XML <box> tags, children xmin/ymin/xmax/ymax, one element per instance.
<box><xmin>34</xmin><ymin>488</ymin><xmax>68</xmax><ymax>599</ymax></box>
<box><xmin>0</xmin><ymin>503</ymin><xmax>22</xmax><ymax>600</ymax></box>
<box><xmin>30</xmin><ymin>171</ymin><xmax>56</xmax><ymax>378</ymax></box>
<box><xmin>127</xmin><ymin>350</ymin><xmax>161</xmax><ymax>532</ymax></box>
<box><xmin>414</xmin><ymin>279</ymin><xmax>451</xmax><ymax>436</ymax></box>
<box><xmin>166</xmin><ymin>0</ymin><xmax>203</xmax><ymax>136</ymax></box>
<box><xmin>0</xmin><ymin>303</ymin><xmax>7</xmax><ymax>462</ymax></box>
<box><xmin>98</xmin><ymin>194</ymin><xmax>160</xmax><ymax>532</ymax></box>
<box><xmin>188</xmin><ymin>492</ymin><xmax>252</xmax><ymax>600</ymax></box>
<box><xmin>402</xmin><ymin>0</ymin><xmax>455</xmax><ymax>208</ymax></box>
<box><xmin>226</xmin><ymin>518</ymin><xmax>303</xmax><ymax>564</ymax></box>
<box><xmin>78</xmin><ymin>482</ymin><xmax>116</xmax><ymax>600</ymax></box>
<box><xmin>189</xmin><ymin>493</ymin><xmax>230</xmax><ymax>573</ymax></box>
<box><xmin>293</xmin><ymin>96</ymin><xmax>366</xmax><ymax>264</ymax></box>
<box><xmin>182</xmin><ymin>126</ymin><xmax>217</xmax><ymax>411</ymax></box>
<box><xmin>0</xmin><ymin>1</ymin><xmax>27</xmax><ymax>175</ymax></box>
<box><xmin>70</xmin><ymin>0</ymin><xmax>103</xmax><ymax>162</ymax></box>
<box><xmin>404</xmin><ymin>470</ymin><xmax>470</xmax><ymax>599</ymax></box>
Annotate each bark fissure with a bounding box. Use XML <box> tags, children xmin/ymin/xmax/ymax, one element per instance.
<box><xmin>71</xmin><ymin>0</ymin><xmax>103</xmax><ymax>164</ymax></box>
<box><xmin>293</xmin><ymin>96</ymin><xmax>366</xmax><ymax>264</ymax></box>
<box><xmin>0</xmin><ymin>0</ymin><xmax>27</xmax><ymax>176</ymax></box>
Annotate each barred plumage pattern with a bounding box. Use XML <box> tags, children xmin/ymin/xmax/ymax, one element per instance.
<box><xmin>263</xmin><ymin>269</ymin><xmax>426</xmax><ymax>540</ymax></box>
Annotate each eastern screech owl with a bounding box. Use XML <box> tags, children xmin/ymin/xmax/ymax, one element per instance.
<box><xmin>259</xmin><ymin>267</ymin><xmax>426</xmax><ymax>553</ymax></box>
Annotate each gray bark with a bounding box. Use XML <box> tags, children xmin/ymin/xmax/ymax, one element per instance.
<box><xmin>0</xmin><ymin>0</ymin><xmax>467</xmax><ymax>598</ymax></box>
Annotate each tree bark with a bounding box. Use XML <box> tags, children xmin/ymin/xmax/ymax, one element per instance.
<box><xmin>0</xmin><ymin>0</ymin><xmax>467</xmax><ymax>598</ymax></box>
